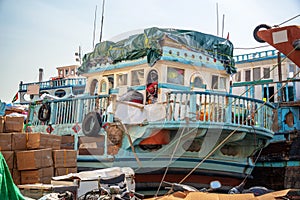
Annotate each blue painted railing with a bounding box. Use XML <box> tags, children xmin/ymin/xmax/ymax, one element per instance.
<box><xmin>166</xmin><ymin>91</ymin><xmax>274</xmax><ymax>130</ymax></box>
<box><xmin>28</xmin><ymin>91</ymin><xmax>274</xmax><ymax>133</ymax></box>
<box><xmin>19</xmin><ymin>78</ymin><xmax>86</xmax><ymax>92</ymax></box>
<box><xmin>231</xmin><ymin>79</ymin><xmax>299</xmax><ymax>103</ymax></box>
<box><xmin>233</xmin><ymin>50</ymin><xmax>280</xmax><ymax>63</ymax></box>
<box><xmin>29</xmin><ymin>95</ymin><xmax>109</xmax><ymax>126</ymax></box>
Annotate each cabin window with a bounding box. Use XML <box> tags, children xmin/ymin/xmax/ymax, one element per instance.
<box><xmin>253</xmin><ymin>67</ymin><xmax>261</xmax><ymax>81</ymax></box>
<box><xmin>288</xmin><ymin>63</ymin><xmax>295</xmax><ymax>78</ymax></box>
<box><xmin>263</xmin><ymin>67</ymin><xmax>270</xmax><ymax>79</ymax></box>
<box><xmin>131</xmin><ymin>69</ymin><xmax>144</xmax><ymax>86</ymax></box>
<box><xmin>235</xmin><ymin>71</ymin><xmax>241</xmax><ymax>82</ymax></box>
<box><xmin>147</xmin><ymin>70</ymin><xmax>158</xmax><ymax>83</ymax></box>
<box><xmin>65</xmin><ymin>69</ymin><xmax>69</xmax><ymax>76</ymax></box>
<box><xmin>117</xmin><ymin>74</ymin><xmax>128</xmax><ymax>86</ymax></box>
<box><xmin>283</xmin><ymin>86</ymin><xmax>294</xmax><ymax>102</ymax></box>
<box><xmin>89</xmin><ymin>79</ymin><xmax>98</xmax><ymax>95</ymax></box>
<box><xmin>194</xmin><ymin>77</ymin><xmax>204</xmax><ymax>88</ymax></box>
<box><xmin>245</xmin><ymin>70</ymin><xmax>251</xmax><ymax>82</ymax></box>
<box><xmin>167</xmin><ymin>67</ymin><xmax>184</xmax><ymax>85</ymax></box>
<box><xmin>212</xmin><ymin>75</ymin><xmax>218</xmax><ymax>89</ymax></box>
<box><xmin>219</xmin><ymin>77</ymin><xmax>226</xmax><ymax>90</ymax></box>
<box><xmin>263</xmin><ymin>86</ymin><xmax>274</xmax><ymax>102</ymax></box>
<box><xmin>100</xmin><ymin>81</ymin><xmax>107</xmax><ymax>93</ymax></box>
<box><xmin>104</xmin><ymin>74</ymin><xmax>114</xmax><ymax>89</ymax></box>
<box><xmin>71</xmin><ymin>69</ymin><xmax>75</xmax><ymax>75</ymax></box>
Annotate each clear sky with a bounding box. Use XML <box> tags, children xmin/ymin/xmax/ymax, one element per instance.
<box><xmin>0</xmin><ymin>0</ymin><xmax>299</xmax><ymax>103</ymax></box>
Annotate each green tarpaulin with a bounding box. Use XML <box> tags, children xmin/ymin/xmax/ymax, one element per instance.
<box><xmin>78</xmin><ymin>27</ymin><xmax>236</xmax><ymax>75</ymax></box>
<box><xmin>0</xmin><ymin>152</ymin><xmax>25</xmax><ymax>200</ymax></box>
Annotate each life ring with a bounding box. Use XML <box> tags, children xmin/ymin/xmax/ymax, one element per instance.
<box><xmin>253</xmin><ymin>24</ymin><xmax>271</xmax><ymax>43</ymax></box>
<box><xmin>82</xmin><ymin>112</ymin><xmax>102</xmax><ymax>136</ymax></box>
<box><xmin>38</xmin><ymin>103</ymin><xmax>51</xmax><ymax>122</ymax></box>
<box><xmin>146</xmin><ymin>82</ymin><xmax>158</xmax><ymax>95</ymax></box>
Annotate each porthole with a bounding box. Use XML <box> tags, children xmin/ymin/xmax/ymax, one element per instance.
<box><xmin>54</xmin><ymin>89</ymin><xmax>66</xmax><ymax>98</ymax></box>
<box><xmin>169</xmin><ymin>50</ymin><xmax>172</xmax><ymax>54</ymax></box>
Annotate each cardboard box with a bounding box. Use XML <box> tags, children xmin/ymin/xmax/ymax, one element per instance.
<box><xmin>21</xmin><ymin>167</ymin><xmax>54</xmax><ymax>184</ymax></box>
<box><xmin>1</xmin><ymin>151</ymin><xmax>14</xmax><ymax>169</ymax></box>
<box><xmin>78</xmin><ymin>142</ymin><xmax>104</xmax><ymax>156</ymax></box>
<box><xmin>12</xmin><ymin>133</ymin><xmax>27</xmax><ymax>150</ymax></box>
<box><xmin>54</xmin><ymin>167</ymin><xmax>77</xmax><ymax>176</ymax></box>
<box><xmin>61</xmin><ymin>135</ymin><xmax>75</xmax><ymax>149</ymax></box>
<box><xmin>18</xmin><ymin>184</ymin><xmax>77</xmax><ymax>200</ymax></box>
<box><xmin>53</xmin><ymin>150</ymin><xmax>77</xmax><ymax>168</ymax></box>
<box><xmin>0</xmin><ymin>116</ymin><xmax>5</xmax><ymax>133</ymax></box>
<box><xmin>27</xmin><ymin>132</ymin><xmax>61</xmax><ymax>150</ymax></box>
<box><xmin>13</xmin><ymin>168</ymin><xmax>21</xmax><ymax>185</ymax></box>
<box><xmin>79</xmin><ymin>136</ymin><xmax>105</xmax><ymax>146</ymax></box>
<box><xmin>5</xmin><ymin>116</ymin><xmax>24</xmax><ymax>132</ymax></box>
<box><xmin>16</xmin><ymin>148</ymin><xmax>53</xmax><ymax>170</ymax></box>
<box><xmin>0</xmin><ymin>133</ymin><xmax>12</xmax><ymax>151</ymax></box>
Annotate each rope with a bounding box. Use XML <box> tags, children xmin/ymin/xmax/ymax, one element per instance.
<box><xmin>236</xmin><ymin>14</ymin><xmax>300</xmax><ymax>50</ymax></box>
<box><xmin>178</xmin><ymin>45</ymin><xmax>300</xmax><ymax>185</ymax></box>
<box><xmin>276</xmin><ymin>14</ymin><xmax>300</xmax><ymax>27</ymax></box>
<box><xmin>235</xmin><ymin>45</ymin><xmax>270</xmax><ymax>50</ymax></box>
<box><xmin>154</xmin><ymin>126</ymin><xmax>187</xmax><ymax>197</ymax></box>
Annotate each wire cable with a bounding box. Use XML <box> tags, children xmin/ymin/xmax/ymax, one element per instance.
<box><xmin>276</xmin><ymin>14</ymin><xmax>300</xmax><ymax>26</ymax></box>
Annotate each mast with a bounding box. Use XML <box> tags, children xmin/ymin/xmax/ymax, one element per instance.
<box><xmin>216</xmin><ymin>3</ymin><xmax>219</xmax><ymax>36</ymax></box>
<box><xmin>92</xmin><ymin>5</ymin><xmax>98</xmax><ymax>48</ymax></box>
<box><xmin>99</xmin><ymin>0</ymin><xmax>105</xmax><ymax>43</ymax></box>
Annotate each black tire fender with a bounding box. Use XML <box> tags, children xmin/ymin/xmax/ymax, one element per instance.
<box><xmin>82</xmin><ymin>112</ymin><xmax>102</xmax><ymax>136</ymax></box>
<box><xmin>253</xmin><ymin>24</ymin><xmax>271</xmax><ymax>43</ymax></box>
<box><xmin>38</xmin><ymin>103</ymin><xmax>51</xmax><ymax>122</ymax></box>
<box><xmin>293</xmin><ymin>39</ymin><xmax>300</xmax><ymax>50</ymax></box>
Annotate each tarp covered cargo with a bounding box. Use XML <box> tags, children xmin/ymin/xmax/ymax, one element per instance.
<box><xmin>78</xmin><ymin>27</ymin><xmax>236</xmax><ymax>75</ymax></box>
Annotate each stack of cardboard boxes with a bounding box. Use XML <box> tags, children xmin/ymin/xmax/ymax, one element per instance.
<box><xmin>0</xmin><ymin>116</ymin><xmax>77</xmax><ymax>185</ymax></box>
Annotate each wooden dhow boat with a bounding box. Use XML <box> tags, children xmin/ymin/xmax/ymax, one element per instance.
<box><xmin>25</xmin><ymin>27</ymin><xmax>274</xmax><ymax>192</ymax></box>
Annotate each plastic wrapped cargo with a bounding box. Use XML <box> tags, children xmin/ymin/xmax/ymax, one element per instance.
<box><xmin>78</xmin><ymin>27</ymin><xmax>236</xmax><ymax>75</ymax></box>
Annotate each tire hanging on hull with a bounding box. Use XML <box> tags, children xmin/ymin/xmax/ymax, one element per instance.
<box><xmin>82</xmin><ymin>112</ymin><xmax>102</xmax><ymax>136</ymax></box>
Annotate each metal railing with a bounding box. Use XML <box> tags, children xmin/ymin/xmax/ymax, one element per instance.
<box><xmin>19</xmin><ymin>78</ymin><xmax>86</xmax><ymax>91</ymax></box>
<box><xmin>231</xmin><ymin>79</ymin><xmax>300</xmax><ymax>103</ymax></box>
<box><xmin>30</xmin><ymin>95</ymin><xmax>109</xmax><ymax>126</ymax></box>
<box><xmin>233</xmin><ymin>49</ymin><xmax>278</xmax><ymax>63</ymax></box>
<box><xmin>166</xmin><ymin>91</ymin><xmax>274</xmax><ymax>130</ymax></box>
<box><xmin>28</xmin><ymin>91</ymin><xmax>274</xmax><ymax>132</ymax></box>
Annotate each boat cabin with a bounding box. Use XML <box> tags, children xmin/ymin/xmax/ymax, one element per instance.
<box><xmin>81</xmin><ymin>30</ymin><xmax>233</xmax><ymax>106</ymax></box>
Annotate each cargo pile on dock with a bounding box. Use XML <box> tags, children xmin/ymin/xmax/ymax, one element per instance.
<box><xmin>0</xmin><ymin>116</ymin><xmax>77</xmax><ymax>185</ymax></box>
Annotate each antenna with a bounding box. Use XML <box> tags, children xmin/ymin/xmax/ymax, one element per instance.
<box><xmin>99</xmin><ymin>0</ymin><xmax>105</xmax><ymax>43</ymax></box>
<box><xmin>92</xmin><ymin>5</ymin><xmax>98</xmax><ymax>48</ymax></box>
<box><xmin>216</xmin><ymin>3</ymin><xmax>219</xmax><ymax>36</ymax></box>
<box><xmin>222</xmin><ymin>14</ymin><xmax>225</xmax><ymax>38</ymax></box>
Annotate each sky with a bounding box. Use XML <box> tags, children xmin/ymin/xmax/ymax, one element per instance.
<box><xmin>0</xmin><ymin>0</ymin><xmax>299</xmax><ymax>103</ymax></box>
